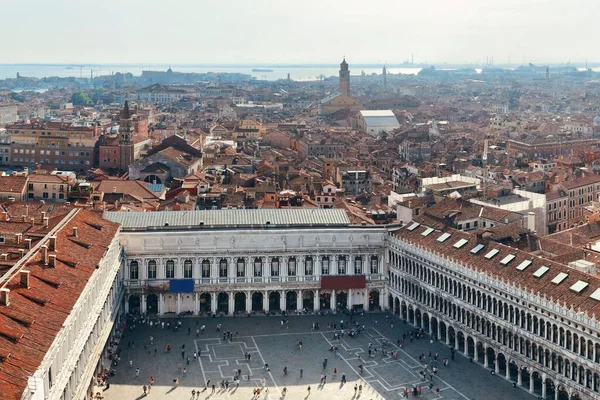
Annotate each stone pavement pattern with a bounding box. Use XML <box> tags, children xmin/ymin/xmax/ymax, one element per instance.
<box><xmin>101</xmin><ymin>313</ymin><xmax>535</xmax><ymax>400</ymax></box>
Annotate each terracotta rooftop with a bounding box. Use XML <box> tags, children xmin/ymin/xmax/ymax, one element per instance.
<box><xmin>393</xmin><ymin>222</ymin><xmax>600</xmax><ymax>317</ymax></box>
<box><xmin>0</xmin><ymin>208</ymin><xmax>120</xmax><ymax>400</ymax></box>
<box><xmin>0</xmin><ymin>176</ymin><xmax>27</xmax><ymax>194</ymax></box>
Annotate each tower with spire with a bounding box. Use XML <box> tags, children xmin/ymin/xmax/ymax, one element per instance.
<box><xmin>382</xmin><ymin>65</ymin><xmax>387</xmax><ymax>90</ymax></box>
<box><xmin>339</xmin><ymin>57</ymin><xmax>350</xmax><ymax>96</ymax></box>
<box><xmin>119</xmin><ymin>101</ymin><xmax>135</xmax><ymax>173</ymax></box>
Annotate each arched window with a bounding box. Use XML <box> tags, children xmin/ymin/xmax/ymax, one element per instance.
<box><xmin>305</xmin><ymin>257</ymin><xmax>313</xmax><ymax>276</ymax></box>
<box><xmin>370</xmin><ymin>255</ymin><xmax>379</xmax><ymax>274</ymax></box>
<box><xmin>321</xmin><ymin>256</ymin><xmax>330</xmax><ymax>275</ymax></box>
<box><xmin>254</xmin><ymin>258</ymin><xmax>263</xmax><ymax>277</ymax></box>
<box><xmin>165</xmin><ymin>260</ymin><xmax>175</xmax><ymax>279</ymax></box>
<box><xmin>271</xmin><ymin>257</ymin><xmax>280</xmax><ymax>276</ymax></box>
<box><xmin>201</xmin><ymin>259</ymin><xmax>211</xmax><ymax>278</ymax></box>
<box><xmin>129</xmin><ymin>260</ymin><xmax>139</xmax><ymax>280</ymax></box>
<box><xmin>147</xmin><ymin>259</ymin><xmax>157</xmax><ymax>279</ymax></box>
<box><xmin>288</xmin><ymin>257</ymin><xmax>297</xmax><ymax>276</ymax></box>
<box><xmin>337</xmin><ymin>256</ymin><xmax>347</xmax><ymax>275</ymax></box>
<box><xmin>354</xmin><ymin>256</ymin><xmax>363</xmax><ymax>275</ymax></box>
<box><xmin>237</xmin><ymin>258</ymin><xmax>245</xmax><ymax>277</ymax></box>
<box><xmin>183</xmin><ymin>259</ymin><xmax>193</xmax><ymax>278</ymax></box>
<box><xmin>219</xmin><ymin>259</ymin><xmax>228</xmax><ymax>278</ymax></box>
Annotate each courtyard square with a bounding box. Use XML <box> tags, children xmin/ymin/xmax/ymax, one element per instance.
<box><xmin>100</xmin><ymin>312</ymin><xmax>535</xmax><ymax>400</ymax></box>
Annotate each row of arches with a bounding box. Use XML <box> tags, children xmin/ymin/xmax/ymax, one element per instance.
<box><xmin>388</xmin><ymin>251</ymin><xmax>600</xmax><ymax>364</ymax></box>
<box><xmin>127</xmin><ymin>289</ymin><xmax>382</xmax><ymax>315</ymax></box>
<box><xmin>388</xmin><ymin>276</ymin><xmax>596</xmax><ymax>399</ymax></box>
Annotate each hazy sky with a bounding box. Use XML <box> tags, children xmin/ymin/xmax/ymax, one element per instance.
<box><xmin>3</xmin><ymin>0</ymin><xmax>598</xmax><ymax>64</ymax></box>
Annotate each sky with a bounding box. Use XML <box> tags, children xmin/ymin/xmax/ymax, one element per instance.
<box><xmin>2</xmin><ymin>0</ymin><xmax>598</xmax><ymax>65</ymax></box>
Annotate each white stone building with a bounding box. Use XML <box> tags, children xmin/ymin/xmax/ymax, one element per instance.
<box><xmin>104</xmin><ymin>209</ymin><xmax>387</xmax><ymax>316</ymax></box>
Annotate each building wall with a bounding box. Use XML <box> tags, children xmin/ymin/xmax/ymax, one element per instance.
<box><xmin>120</xmin><ymin>227</ymin><xmax>387</xmax><ymax>315</ymax></box>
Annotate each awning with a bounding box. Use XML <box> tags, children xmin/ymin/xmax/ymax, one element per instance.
<box><xmin>321</xmin><ymin>275</ymin><xmax>366</xmax><ymax>290</ymax></box>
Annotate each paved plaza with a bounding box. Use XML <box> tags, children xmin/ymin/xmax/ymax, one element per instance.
<box><xmin>101</xmin><ymin>313</ymin><xmax>535</xmax><ymax>400</ymax></box>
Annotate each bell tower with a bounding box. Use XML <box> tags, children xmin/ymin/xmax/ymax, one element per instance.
<box><xmin>119</xmin><ymin>101</ymin><xmax>135</xmax><ymax>173</ymax></box>
<box><xmin>339</xmin><ymin>57</ymin><xmax>350</xmax><ymax>96</ymax></box>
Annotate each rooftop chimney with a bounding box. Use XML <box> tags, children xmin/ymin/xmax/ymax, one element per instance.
<box><xmin>49</xmin><ymin>236</ymin><xmax>56</xmax><ymax>251</ymax></box>
<box><xmin>19</xmin><ymin>249</ymin><xmax>25</xmax><ymax>258</ymax></box>
<box><xmin>49</xmin><ymin>254</ymin><xmax>56</xmax><ymax>268</ymax></box>
<box><xmin>30</xmin><ymin>218</ymin><xmax>35</xmax><ymax>225</ymax></box>
<box><xmin>0</xmin><ymin>288</ymin><xmax>9</xmax><ymax>306</ymax></box>
<box><xmin>21</xmin><ymin>215</ymin><xmax>26</xmax><ymax>222</ymax></box>
<box><xmin>0</xmin><ymin>212</ymin><xmax>8</xmax><ymax>221</ymax></box>
<box><xmin>24</xmin><ymin>238</ymin><xmax>32</xmax><ymax>249</ymax></box>
<box><xmin>20</xmin><ymin>270</ymin><xmax>30</xmax><ymax>289</ymax></box>
<box><xmin>41</xmin><ymin>245</ymin><xmax>48</xmax><ymax>265</ymax></box>
<box><xmin>24</xmin><ymin>205</ymin><xmax>28</xmax><ymax>217</ymax></box>
<box><xmin>16</xmin><ymin>233</ymin><xmax>22</xmax><ymax>244</ymax></box>
<box><xmin>43</xmin><ymin>217</ymin><xmax>49</xmax><ymax>227</ymax></box>
<box><xmin>41</xmin><ymin>212</ymin><xmax>46</xmax><ymax>220</ymax></box>
<box><xmin>72</xmin><ymin>227</ymin><xmax>78</xmax><ymax>237</ymax></box>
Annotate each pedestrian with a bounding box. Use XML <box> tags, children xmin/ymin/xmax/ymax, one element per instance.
<box><xmin>135</xmin><ymin>368</ymin><xmax>140</xmax><ymax>377</ymax></box>
<box><xmin>186</xmin><ymin>356</ymin><xmax>190</xmax><ymax>365</ymax></box>
<box><xmin>194</xmin><ymin>351</ymin><xmax>197</xmax><ymax>359</ymax></box>
<box><xmin>333</xmin><ymin>367</ymin><xmax>337</xmax><ymax>378</ymax></box>
<box><xmin>307</xmin><ymin>386</ymin><xmax>311</xmax><ymax>394</ymax></box>
<box><xmin>129</xmin><ymin>360</ymin><xmax>133</xmax><ymax>368</ymax></box>
<box><xmin>359</xmin><ymin>384</ymin><xmax>362</xmax><ymax>393</ymax></box>
<box><xmin>192</xmin><ymin>389</ymin><xmax>196</xmax><ymax>397</ymax></box>
<box><xmin>282</xmin><ymin>387</ymin><xmax>287</xmax><ymax>397</ymax></box>
<box><xmin>173</xmin><ymin>378</ymin><xmax>179</xmax><ymax>388</ymax></box>
<box><xmin>154</xmin><ymin>347</ymin><xmax>157</xmax><ymax>356</ymax></box>
<box><xmin>341</xmin><ymin>373</ymin><xmax>346</xmax><ymax>384</ymax></box>
<box><xmin>183</xmin><ymin>368</ymin><xmax>187</xmax><ymax>376</ymax></box>
<box><xmin>283</xmin><ymin>366</ymin><xmax>288</xmax><ymax>375</ymax></box>
<box><xmin>150</xmin><ymin>376</ymin><xmax>154</xmax><ymax>386</ymax></box>
<box><xmin>211</xmin><ymin>384</ymin><xmax>215</xmax><ymax>393</ymax></box>
<box><xmin>300</xmin><ymin>368</ymin><xmax>303</xmax><ymax>377</ymax></box>
<box><xmin>354</xmin><ymin>385</ymin><xmax>357</xmax><ymax>395</ymax></box>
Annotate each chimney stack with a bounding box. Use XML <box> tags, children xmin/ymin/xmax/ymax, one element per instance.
<box><xmin>43</xmin><ymin>217</ymin><xmax>49</xmax><ymax>227</ymax></box>
<box><xmin>41</xmin><ymin>212</ymin><xmax>46</xmax><ymax>220</ymax></box>
<box><xmin>0</xmin><ymin>211</ymin><xmax>8</xmax><ymax>221</ymax></box>
<box><xmin>25</xmin><ymin>238</ymin><xmax>32</xmax><ymax>249</ymax></box>
<box><xmin>30</xmin><ymin>218</ymin><xmax>35</xmax><ymax>225</ymax></box>
<box><xmin>72</xmin><ymin>227</ymin><xmax>78</xmax><ymax>237</ymax></box>
<box><xmin>0</xmin><ymin>288</ymin><xmax>9</xmax><ymax>306</ymax></box>
<box><xmin>49</xmin><ymin>254</ymin><xmax>56</xmax><ymax>268</ymax></box>
<box><xmin>19</xmin><ymin>249</ymin><xmax>25</xmax><ymax>258</ymax></box>
<box><xmin>20</xmin><ymin>270</ymin><xmax>30</xmax><ymax>288</ymax></box>
<box><xmin>16</xmin><ymin>234</ymin><xmax>22</xmax><ymax>244</ymax></box>
<box><xmin>49</xmin><ymin>236</ymin><xmax>56</xmax><ymax>251</ymax></box>
<box><xmin>22</xmin><ymin>215</ymin><xmax>27</xmax><ymax>222</ymax></box>
<box><xmin>41</xmin><ymin>245</ymin><xmax>48</xmax><ymax>265</ymax></box>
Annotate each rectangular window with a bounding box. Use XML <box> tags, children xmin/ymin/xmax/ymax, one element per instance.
<box><xmin>305</xmin><ymin>258</ymin><xmax>313</xmax><ymax>276</ymax></box>
<box><xmin>354</xmin><ymin>257</ymin><xmax>363</xmax><ymax>274</ymax></box>
<box><xmin>165</xmin><ymin>261</ymin><xmax>175</xmax><ymax>279</ymax></box>
<box><xmin>370</xmin><ymin>256</ymin><xmax>379</xmax><ymax>274</ymax></box>
<box><xmin>337</xmin><ymin>257</ymin><xmax>347</xmax><ymax>275</ymax></box>
<box><xmin>183</xmin><ymin>261</ymin><xmax>193</xmax><ymax>278</ymax></box>
<box><xmin>321</xmin><ymin>257</ymin><xmax>330</xmax><ymax>275</ymax></box>
<box><xmin>288</xmin><ymin>258</ymin><xmax>296</xmax><ymax>276</ymax></box>
<box><xmin>201</xmin><ymin>261</ymin><xmax>210</xmax><ymax>278</ymax></box>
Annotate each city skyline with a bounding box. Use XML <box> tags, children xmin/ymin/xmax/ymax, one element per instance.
<box><xmin>3</xmin><ymin>0</ymin><xmax>599</xmax><ymax>65</ymax></box>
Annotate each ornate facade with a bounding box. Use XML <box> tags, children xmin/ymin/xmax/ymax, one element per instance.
<box><xmin>387</xmin><ymin>223</ymin><xmax>600</xmax><ymax>400</ymax></box>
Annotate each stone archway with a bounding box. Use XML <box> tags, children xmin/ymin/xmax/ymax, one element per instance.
<box><xmin>448</xmin><ymin>326</ymin><xmax>456</xmax><ymax>348</ymax></box>
<box><xmin>302</xmin><ymin>290</ymin><xmax>314</xmax><ymax>311</ymax></box>
<box><xmin>147</xmin><ymin>294</ymin><xmax>158</xmax><ymax>314</ymax></box>
<box><xmin>415</xmin><ymin>308</ymin><xmax>422</xmax><ymax>327</ymax></box>
<box><xmin>497</xmin><ymin>352</ymin><xmax>507</xmax><ymax>377</ymax></box>
<box><xmin>530</xmin><ymin>371</ymin><xmax>543</xmax><ymax>396</ymax></box>
<box><xmin>269</xmin><ymin>291</ymin><xmax>281</xmax><ymax>312</ymax></box>
<box><xmin>217</xmin><ymin>292</ymin><xmax>228</xmax><ymax>314</ymax></box>
<box><xmin>486</xmin><ymin>347</ymin><xmax>496</xmax><ymax>371</ymax></box>
<box><xmin>128</xmin><ymin>295</ymin><xmax>140</xmax><ymax>314</ymax></box>
<box><xmin>252</xmin><ymin>292</ymin><xmax>263</xmax><ymax>312</ymax></box>
<box><xmin>320</xmin><ymin>292</ymin><xmax>332</xmax><ymax>310</ymax></box>
<box><xmin>439</xmin><ymin>320</ymin><xmax>447</xmax><ymax>342</ymax></box>
<box><xmin>200</xmin><ymin>293</ymin><xmax>211</xmax><ymax>313</ymax></box>
<box><xmin>286</xmin><ymin>291</ymin><xmax>297</xmax><ymax>311</ymax></box>
<box><xmin>369</xmin><ymin>289</ymin><xmax>380</xmax><ymax>311</ymax></box>
<box><xmin>394</xmin><ymin>297</ymin><xmax>400</xmax><ymax>315</ymax></box>
<box><xmin>336</xmin><ymin>291</ymin><xmax>348</xmax><ymax>310</ymax></box>
<box><xmin>401</xmin><ymin>301</ymin><xmax>408</xmax><ymax>321</ymax></box>
<box><xmin>388</xmin><ymin>294</ymin><xmax>393</xmax><ymax>310</ymax></box>
<box><xmin>422</xmin><ymin>313</ymin><xmax>430</xmax><ymax>332</ymax></box>
<box><xmin>430</xmin><ymin>317</ymin><xmax>438</xmax><ymax>340</ymax></box>
<box><xmin>456</xmin><ymin>331</ymin><xmax>466</xmax><ymax>353</ymax></box>
<box><xmin>466</xmin><ymin>336</ymin><xmax>476</xmax><ymax>359</ymax></box>
<box><xmin>234</xmin><ymin>292</ymin><xmax>246</xmax><ymax>313</ymax></box>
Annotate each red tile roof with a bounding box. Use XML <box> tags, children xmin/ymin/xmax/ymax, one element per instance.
<box><xmin>393</xmin><ymin>223</ymin><xmax>600</xmax><ymax>317</ymax></box>
<box><xmin>0</xmin><ymin>208</ymin><xmax>120</xmax><ymax>400</ymax></box>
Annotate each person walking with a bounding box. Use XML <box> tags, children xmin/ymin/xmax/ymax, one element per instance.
<box><xmin>341</xmin><ymin>373</ymin><xmax>346</xmax><ymax>384</ymax></box>
<box><xmin>142</xmin><ymin>385</ymin><xmax>147</xmax><ymax>396</ymax></box>
<box><xmin>300</xmin><ymin>368</ymin><xmax>303</xmax><ymax>378</ymax></box>
<box><xmin>135</xmin><ymin>368</ymin><xmax>140</xmax><ymax>377</ymax></box>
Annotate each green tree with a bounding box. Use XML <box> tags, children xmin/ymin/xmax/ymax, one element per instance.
<box><xmin>70</xmin><ymin>91</ymin><xmax>92</xmax><ymax>105</ymax></box>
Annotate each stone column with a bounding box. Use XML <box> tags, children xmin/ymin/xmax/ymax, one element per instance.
<box><xmin>280</xmin><ymin>291</ymin><xmax>286</xmax><ymax>311</ymax></box>
<box><xmin>263</xmin><ymin>291</ymin><xmax>269</xmax><ymax>312</ymax></box>
<box><xmin>228</xmin><ymin>293</ymin><xmax>235</xmax><ymax>315</ymax></box>
<box><xmin>505</xmin><ymin>359</ymin><xmax>510</xmax><ymax>380</ymax></box>
<box><xmin>194</xmin><ymin>293</ymin><xmax>200</xmax><ymax>315</ymax></box>
<box><xmin>141</xmin><ymin>295</ymin><xmax>147</xmax><ymax>315</ymax></box>
<box><xmin>348</xmin><ymin>289</ymin><xmax>353</xmax><ymax>309</ymax></box>
<box><xmin>464</xmin><ymin>336</ymin><xmax>468</xmax><ymax>356</ymax></box>
<box><xmin>445</xmin><ymin>326</ymin><xmax>451</xmax><ymax>345</ymax></box>
<box><xmin>246</xmin><ymin>291</ymin><xmax>252</xmax><ymax>313</ymax></box>
<box><xmin>554</xmin><ymin>389</ymin><xmax>559</xmax><ymax>400</ymax></box>
<box><xmin>159</xmin><ymin>293</ymin><xmax>165</xmax><ymax>315</ymax></box>
<box><xmin>210</xmin><ymin>294</ymin><xmax>217</xmax><ymax>314</ymax></box>
<box><xmin>176</xmin><ymin>294</ymin><xmax>182</xmax><ymax>315</ymax></box>
<box><xmin>541</xmin><ymin>374</ymin><xmax>547</xmax><ymax>399</ymax></box>
<box><xmin>517</xmin><ymin>368</ymin><xmax>522</xmax><ymax>387</ymax></box>
<box><xmin>314</xmin><ymin>289</ymin><xmax>320</xmax><ymax>311</ymax></box>
<box><xmin>494</xmin><ymin>355</ymin><xmax>499</xmax><ymax>374</ymax></box>
<box><xmin>454</xmin><ymin>333</ymin><xmax>459</xmax><ymax>350</ymax></box>
<box><xmin>331</xmin><ymin>291</ymin><xmax>337</xmax><ymax>310</ymax></box>
<box><xmin>124</xmin><ymin>298</ymin><xmax>130</xmax><ymax>314</ymax></box>
<box><xmin>429</xmin><ymin>320</ymin><xmax>433</xmax><ymax>337</ymax></box>
<box><xmin>297</xmin><ymin>290</ymin><xmax>303</xmax><ymax>312</ymax></box>
<box><xmin>484</xmin><ymin>346</ymin><xmax>489</xmax><ymax>368</ymax></box>
<box><xmin>437</xmin><ymin>323</ymin><xmax>442</xmax><ymax>342</ymax></box>
<box><xmin>529</xmin><ymin>373</ymin><xmax>534</xmax><ymax>393</ymax></box>
<box><xmin>363</xmin><ymin>290</ymin><xmax>369</xmax><ymax>311</ymax></box>
<box><xmin>413</xmin><ymin>308</ymin><xmax>418</xmax><ymax>326</ymax></box>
